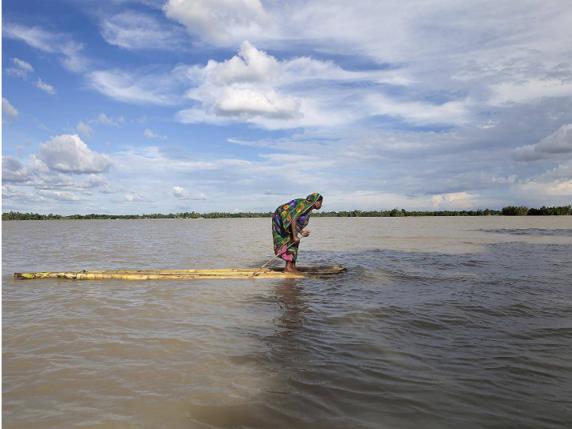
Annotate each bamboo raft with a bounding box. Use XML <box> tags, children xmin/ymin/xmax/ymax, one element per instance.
<box><xmin>13</xmin><ymin>265</ymin><xmax>347</xmax><ymax>281</ymax></box>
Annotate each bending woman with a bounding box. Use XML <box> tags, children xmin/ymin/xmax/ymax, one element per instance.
<box><xmin>272</xmin><ymin>192</ymin><xmax>323</xmax><ymax>274</ymax></box>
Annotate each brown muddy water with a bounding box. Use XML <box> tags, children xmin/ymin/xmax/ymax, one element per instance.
<box><xmin>2</xmin><ymin>217</ymin><xmax>572</xmax><ymax>428</ymax></box>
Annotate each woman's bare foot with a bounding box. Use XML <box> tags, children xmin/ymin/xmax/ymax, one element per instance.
<box><xmin>284</xmin><ymin>262</ymin><xmax>301</xmax><ymax>274</ymax></box>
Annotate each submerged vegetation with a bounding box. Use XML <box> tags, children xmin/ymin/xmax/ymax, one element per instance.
<box><xmin>3</xmin><ymin>205</ymin><xmax>571</xmax><ymax>220</ymax></box>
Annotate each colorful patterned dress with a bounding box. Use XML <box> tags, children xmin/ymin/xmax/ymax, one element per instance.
<box><xmin>272</xmin><ymin>193</ymin><xmax>322</xmax><ymax>262</ymax></box>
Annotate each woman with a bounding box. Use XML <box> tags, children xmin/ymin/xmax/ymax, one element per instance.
<box><xmin>272</xmin><ymin>192</ymin><xmax>323</xmax><ymax>274</ymax></box>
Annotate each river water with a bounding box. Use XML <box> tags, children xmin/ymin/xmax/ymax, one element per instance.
<box><xmin>2</xmin><ymin>217</ymin><xmax>572</xmax><ymax>428</ymax></box>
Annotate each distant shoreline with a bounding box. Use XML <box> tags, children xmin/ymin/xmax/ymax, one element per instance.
<box><xmin>2</xmin><ymin>206</ymin><xmax>571</xmax><ymax>220</ymax></box>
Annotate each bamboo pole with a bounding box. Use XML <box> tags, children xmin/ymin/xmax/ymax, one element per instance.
<box><xmin>14</xmin><ymin>266</ymin><xmax>346</xmax><ymax>281</ymax></box>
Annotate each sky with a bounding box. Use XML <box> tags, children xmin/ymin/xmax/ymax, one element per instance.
<box><xmin>2</xmin><ymin>0</ymin><xmax>572</xmax><ymax>214</ymax></box>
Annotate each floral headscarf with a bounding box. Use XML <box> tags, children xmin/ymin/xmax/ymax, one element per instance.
<box><xmin>306</xmin><ymin>192</ymin><xmax>323</xmax><ymax>204</ymax></box>
<box><xmin>278</xmin><ymin>192</ymin><xmax>322</xmax><ymax>230</ymax></box>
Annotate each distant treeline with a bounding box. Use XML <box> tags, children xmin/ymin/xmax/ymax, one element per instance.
<box><xmin>501</xmin><ymin>206</ymin><xmax>572</xmax><ymax>216</ymax></box>
<box><xmin>3</xmin><ymin>205</ymin><xmax>571</xmax><ymax>220</ymax></box>
<box><xmin>1</xmin><ymin>211</ymin><xmax>264</xmax><ymax>220</ymax></box>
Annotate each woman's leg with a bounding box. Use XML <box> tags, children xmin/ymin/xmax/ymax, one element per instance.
<box><xmin>284</xmin><ymin>244</ymin><xmax>300</xmax><ymax>274</ymax></box>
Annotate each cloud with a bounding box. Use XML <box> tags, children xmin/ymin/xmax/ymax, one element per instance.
<box><xmin>112</xmin><ymin>144</ymin><xmax>339</xmax><ymax>206</ymax></box>
<box><xmin>186</xmin><ymin>40</ymin><xmax>408</xmax><ymax>88</ymax></box>
<box><xmin>2</xmin><ymin>156</ymin><xmax>30</xmax><ymax>182</ymax></box>
<box><xmin>88</xmin><ymin>69</ymin><xmax>181</xmax><ymax>105</ymax></box>
<box><xmin>4</xmin><ymin>23</ymin><xmax>87</xmax><ymax>72</ymax></box>
<box><xmin>2</xmin><ymin>184</ymin><xmax>45</xmax><ymax>204</ymax></box>
<box><xmin>163</xmin><ymin>0</ymin><xmax>270</xmax><ymax>46</ymax></box>
<box><xmin>172</xmin><ymin>185</ymin><xmax>187</xmax><ymax>198</ymax></box>
<box><xmin>101</xmin><ymin>11</ymin><xmax>185</xmax><ymax>51</ymax></box>
<box><xmin>3</xmin><ymin>154</ymin><xmax>115</xmax><ymax>218</ymax></box>
<box><xmin>214</xmin><ymin>87</ymin><xmax>301</xmax><ymax>119</ymax></box>
<box><xmin>4</xmin><ymin>23</ymin><xmax>57</xmax><ymax>51</ymax></box>
<box><xmin>113</xmin><ymin>146</ymin><xmax>251</xmax><ymax>175</ymax></box>
<box><xmin>514</xmin><ymin>159</ymin><xmax>572</xmax><ymax>202</ymax></box>
<box><xmin>219</xmin><ymin>128</ymin><xmax>525</xmax><ymax>209</ymax></box>
<box><xmin>5</xmin><ymin>56</ymin><xmax>57</xmax><ymax>95</ymax></box>
<box><xmin>76</xmin><ymin>121</ymin><xmax>94</xmax><ymax>138</ymax></box>
<box><xmin>178</xmin><ymin>42</ymin><xmax>297</xmax><ymax>122</ymax></box>
<box><xmin>74</xmin><ymin>114</ymin><xmax>124</xmax><ymax>139</ymax></box>
<box><xmin>366</xmin><ymin>94</ymin><xmax>469</xmax><ymax>125</ymax></box>
<box><xmin>3</xmin><ymin>151</ymin><xmax>112</xmax><ymax>194</ymax></box>
<box><xmin>164</xmin><ymin>0</ymin><xmax>572</xmax><ymax>128</ymax></box>
<box><xmin>514</xmin><ymin>124</ymin><xmax>572</xmax><ymax>161</ymax></box>
<box><xmin>519</xmin><ymin>179</ymin><xmax>572</xmax><ymax>197</ymax></box>
<box><xmin>175</xmin><ymin>41</ymin><xmax>452</xmax><ymax>129</ymax></box>
<box><xmin>530</xmin><ymin>124</ymin><xmax>572</xmax><ymax>155</ymax></box>
<box><xmin>321</xmin><ymin>190</ymin><xmax>435</xmax><ymax>211</ymax></box>
<box><xmin>172</xmin><ymin>186</ymin><xmax>207</xmax><ymax>200</ymax></box>
<box><xmin>200</xmin><ymin>39</ymin><xmax>279</xmax><ymax>85</ymax></box>
<box><xmin>162</xmin><ymin>1</ymin><xmax>570</xmax><ymax>66</ymax></box>
<box><xmin>37</xmin><ymin>190</ymin><xmax>81</xmax><ymax>201</ymax></box>
<box><xmin>489</xmin><ymin>79</ymin><xmax>572</xmax><ymax>106</ymax></box>
<box><xmin>35</xmin><ymin>78</ymin><xmax>56</xmax><ymax>95</ymax></box>
<box><xmin>95</xmin><ymin>113</ymin><xmax>124</xmax><ymax>126</ymax></box>
<box><xmin>3</xmin><ymin>142</ymin><xmax>115</xmax><ymax>212</ymax></box>
<box><xmin>81</xmin><ymin>174</ymin><xmax>111</xmax><ymax>191</ymax></box>
<box><xmin>431</xmin><ymin>192</ymin><xmax>477</xmax><ymax>209</ymax></box>
<box><xmin>143</xmin><ymin>128</ymin><xmax>167</xmax><ymax>140</ymax></box>
<box><xmin>6</xmin><ymin>56</ymin><xmax>58</xmax><ymax>96</ymax></box>
<box><xmin>124</xmin><ymin>193</ymin><xmax>146</xmax><ymax>202</ymax></box>
<box><xmin>38</xmin><ymin>134</ymin><xmax>112</xmax><ymax>174</ymax></box>
<box><xmin>13</xmin><ymin>57</ymin><xmax>34</xmax><ymax>72</ymax></box>
<box><xmin>2</xmin><ymin>97</ymin><xmax>19</xmax><ymax>122</ymax></box>
<box><xmin>6</xmin><ymin>57</ymin><xmax>34</xmax><ymax>78</ymax></box>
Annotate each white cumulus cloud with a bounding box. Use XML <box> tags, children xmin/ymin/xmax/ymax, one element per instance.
<box><xmin>38</xmin><ymin>134</ymin><xmax>112</xmax><ymax>174</ymax></box>
<box><xmin>164</xmin><ymin>0</ymin><xmax>270</xmax><ymax>46</ymax></box>
<box><xmin>214</xmin><ymin>87</ymin><xmax>300</xmax><ymax>119</ymax></box>
<box><xmin>202</xmin><ymin>40</ymin><xmax>279</xmax><ymax>85</ymax></box>
<box><xmin>172</xmin><ymin>186</ymin><xmax>207</xmax><ymax>200</ymax></box>
<box><xmin>175</xmin><ymin>41</ymin><xmax>437</xmax><ymax>129</ymax></box>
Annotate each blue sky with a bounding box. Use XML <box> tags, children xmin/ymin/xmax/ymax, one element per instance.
<box><xmin>2</xmin><ymin>0</ymin><xmax>572</xmax><ymax>214</ymax></box>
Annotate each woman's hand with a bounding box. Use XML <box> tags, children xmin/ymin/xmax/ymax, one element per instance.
<box><xmin>301</xmin><ymin>228</ymin><xmax>311</xmax><ymax>237</ymax></box>
<box><xmin>292</xmin><ymin>235</ymin><xmax>301</xmax><ymax>244</ymax></box>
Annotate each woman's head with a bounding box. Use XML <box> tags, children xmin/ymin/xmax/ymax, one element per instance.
<box><xmin>306</xmin><ymin>192</ymin><xmax>323</xmax><ymax>210</ymax></box>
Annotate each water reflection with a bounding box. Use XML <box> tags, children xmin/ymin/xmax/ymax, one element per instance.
<box><xmin>273</xmin><ymin>279</ymin><xmax>307</xmax><ymax>332</ymax></box>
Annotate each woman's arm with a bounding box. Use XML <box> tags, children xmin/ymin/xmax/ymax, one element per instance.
<box><xmin>290</xmin><ymin>219</ymin><xmax>300</xmax><ymax>243</ymax></box>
